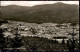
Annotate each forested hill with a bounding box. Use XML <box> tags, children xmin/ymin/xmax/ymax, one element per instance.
<box><xmin>0</xmin><ymin>2</ymin><xmax>79</xmax><ymax>23</ymax></box>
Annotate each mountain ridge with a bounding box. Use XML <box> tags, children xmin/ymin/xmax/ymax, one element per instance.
<box><xmin>0</xmin><ymin>2</ymin><xmax>79</xmax><ymax>24</ymax></box>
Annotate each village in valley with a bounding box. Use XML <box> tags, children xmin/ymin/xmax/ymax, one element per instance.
<box><xmin>0</xmin><ymin>20</ymin><xmax>79</xmax><ymax>43</ymax></box>
<box><xmin>0</xmin><ymin>1</ymin><xmax>79</xmax><ymax>52</ymax></box>
<box><xmin>0</xmin><ymin>19</ymin><xmax>79</xmax><ymax>52</ymax></box>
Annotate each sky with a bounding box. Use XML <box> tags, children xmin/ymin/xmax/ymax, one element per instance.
<box><xmin>1</xmin><ymin>1</ymin><xmax>79</xmax><ymax>6</ymax></box>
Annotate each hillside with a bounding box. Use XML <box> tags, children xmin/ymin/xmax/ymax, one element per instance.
<box><xmin>0</xmin><ymin>2</ymin><xmax>79</xmax><ymax>23</ymax></box>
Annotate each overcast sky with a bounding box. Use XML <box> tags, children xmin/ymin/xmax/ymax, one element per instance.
<box><xmin>1</xmin><ymin>1</ymin><xmax>79</xmax><ymax>6</ymax></box>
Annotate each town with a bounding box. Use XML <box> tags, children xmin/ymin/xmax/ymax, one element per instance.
<box><xmin>0</xmin><ymin>20</ymin><xmax>79</xmax><ymax>42</ymax></box>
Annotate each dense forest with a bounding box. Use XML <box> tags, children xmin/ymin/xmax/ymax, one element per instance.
<box><xmin>0</xmin><ymin>2</ymin><xmax>79</xmax><ymax>23</ymax></box>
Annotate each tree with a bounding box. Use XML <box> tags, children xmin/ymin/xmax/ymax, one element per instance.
<box><xmin>67</xmin><ymin>23</ymin><xmax>77</xmax><ymax>52</ymax></box>
<box><xmin>0</xmin><ymin>22</ymin><xmax>6</xmax><ymax>50</ymax></box>
<box><xmin>11</xmin><ymin>27</ymin><xmax>23</xmax><ymax>48</ymax></box>
<box><xmin>67</xmin><ymin>38</ymin><xmax>77</xmax><ymax>52</ymax></box>
<box><xmin>5</xmin><ymin>36</ymin><xmax>12</xmax><ymax>48</ymax></box>
<box><xmin>0</xmin><ymin>20</ymin><xmax>2</xmax><ymax>25</ymax></box>
<box><xmin>11</xmin><ymin>36</ymin><xmax>23</xmax><ymax>48</ymax></box>
<box><xmin>62</xmin><ymin>39</ymin><xmax>65</xmax><ymax>44</ymax></box>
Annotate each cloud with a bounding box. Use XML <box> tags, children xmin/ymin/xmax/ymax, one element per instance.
<box><xmin>1</xmin><ymin>1</ymin><xmax>79</xmax><ymax>6</ymax></box>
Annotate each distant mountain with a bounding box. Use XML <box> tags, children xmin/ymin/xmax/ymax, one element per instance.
<box><xmin>0</xmin><ymin>2</ymin><xmax>79</xmax><ymax>23</ymax></box>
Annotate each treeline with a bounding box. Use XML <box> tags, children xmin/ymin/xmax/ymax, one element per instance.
<box><xmin>23</xmin><ymin>36</ymin><xmax>79</xmax><ymax>51</ymax></box>
<box><xmin>23</xmin><ymin>36</ymin><xmax>67</xmax><ymax>51</ymax></box>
